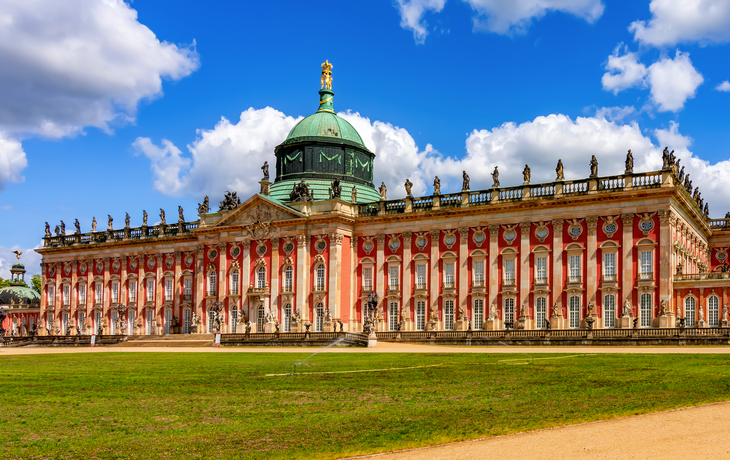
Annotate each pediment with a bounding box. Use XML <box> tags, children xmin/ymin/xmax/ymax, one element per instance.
<box><xmin>212</xmin><ymin>194</ymin><xmax>305</xmax><ymax>231</ymax></box>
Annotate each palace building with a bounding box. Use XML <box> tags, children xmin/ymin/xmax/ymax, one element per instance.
<box><xmin>33</xmin><ymin>62</ymin><xmax>730</xmax><ymax>339</ymax></box>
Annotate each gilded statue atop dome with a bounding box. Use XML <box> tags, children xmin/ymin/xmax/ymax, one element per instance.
<box><xmin>321</xmin><ymin>60</ymin><xmax>333</xmax><ymax>90</ymax></box>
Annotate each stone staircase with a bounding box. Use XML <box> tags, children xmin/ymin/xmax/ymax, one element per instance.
<box><xmin>111</xmin><ymin>334</ymin><xmax>215</xmax><ymax>347</ymax></box>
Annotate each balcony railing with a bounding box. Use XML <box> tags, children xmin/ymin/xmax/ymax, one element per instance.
<box><xmin>502</xmin><ymin>279</ymin><xmax>516</xmax><ymax>287</ymax></box>
<box><xmin>674</xmin><ymin>272</ymin><xmax>730</xmax><ymax>281</ymax></box>
<box><xmin>43</xmin><ymin>220</ymin><xmax>200</xmax><ymax>248</ymax></box>
<box><xmin>603</xmin><ymin>274</ymin><xmax>616</xmax><ymax>282</ymax></box>
<box><xmin>534</xmin><ymin>277</ymin><xmax>548</xmax><ymax>285</ymax></box>
<box><xmin>638</xmin><ymin>272</ymin><xmax>653</xmax><ymax>281</ymax></box>
<box><xmin>182</xmin><ymin>294</ymin><xmax>192</xmax><ymax>301</ymax></box>
<box><xmin>443</xmin><ymin>280</ymin><xmax>455</xmax><ymax>289</ymax></box>
<box><xmin>568</xmin><ymin>276</ymin><xmax>582</xmax><ymax>284</ymax></box>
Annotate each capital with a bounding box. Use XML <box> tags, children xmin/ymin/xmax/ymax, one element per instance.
<box><xmin>458</xmin><ymin>227</ymin><xmax>470</xmax><ymax>238</ymax></box>
<box><xmin>621</xmin><ymin>214</ymin><xmax>635</xmax><ymax>226</ymax></box>
<box><xmin>551</xmin><ymin>219</ymin><xmax>564</xmax><ymax>231</ymax></box>
<box><xmin>488</xmin><ymin>225</ymin><xmax>500</xmax><ymax>237</ymax></box>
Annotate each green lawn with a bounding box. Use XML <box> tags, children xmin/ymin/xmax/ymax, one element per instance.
<box><xmin>2</xmin><ymin>352</ymin><xmax>729</xmax><ymax>459</ymax></box>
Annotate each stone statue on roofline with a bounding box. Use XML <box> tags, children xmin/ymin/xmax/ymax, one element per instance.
<box><xmin>589</xmin><ymin>155</ymin><xmax>598</xmax><ymax>178</ymax></box>
<box><xmin>625</xmin><ymin>149</ymin><xmax>634</xmax><ymax>174</ymax></box>
<box><xmin>178</xmin><ymin>206</ymin><xmax>184</xmax><ymax>222</ymax></box>
<box><xmin>54</xmin><ymin>224</ymin><xmax>60</xmax><ymax>236</ymax></box>
<box><xmin>261</xmin><ymin>161</ymin><xmax>269</xmax><ymax>181</ymax></box>
<box><xmin>492</xmin><ymin>166</ymin><xmax>500</xmax><ymax>188</ymax></box>
<box><xmin>289</xmin><ymin>181</ymin><xmax>312</xmax><ymax>202</ymax></box>
<box><xmin>556</xmin><ymin>159</ymin><xmax>564</xmax><ymax>181</ymax></box>
<box><xmin>379</xmin><ymin>182</ymin><xmax>387</xmax><ymax>200</ymax></box>
<box><xmin>677</xmin><ymin>166</ymin><xmax>685</xmax><ymax>183</ymax></box>
<box><xmin>433</xmin><ymin>176</ymin><xmax>441</xmax><ymax>195</ymax></box>
<box><xmin>522</xmin><ymin>164</ymin><xmax>531</xmax><ymax>185</ymax></box>
<box><xmin>219</xmin><ymin>190</ymin><xmax>242</xmax><ymax>210</ymax></box>
<box><xmin>462</xmin><ymin>170</ymin><xmax>470</xmax><ymax>191</ymax></box>
<box><xmin>404</xmin><ymin>178</ymin><xmax>413</xmax><ymax>198</ymax></box>
<box><xmin>74</xmin><ymin>219</ymin><xmax>80</xmax><ymax>234</ymax></box>
<box><xmin>198</xmin><ymin>196</ymin><xmax>210</xmax><ymax>214</ymax></box>
<box><xmin>45</xmin><ymin>222</ymin><xmax>51</xmax><ymax>237</ymax></box>
<box><xmin>351</xmin><ymin>187</ymin><xmax>357</xmax><ymax>203</ymax></box>
<box><xmin>142</xmin><ymin>210</ymin><xmax>148</xmax><ymax>226</ymax></box>
<box><xmin>60</xmin><ymin>220</ymin><xmax>66</xmax><ymax>235</ymax></box>
<box><xmin>160</xmin><ymin>208</ymin><xmax>166</xmax><ymax>225</ymax></box>
<box><xmin>107</xmin><ymin>215</ymin><xmax>113</xmax><ymax>231</ymax></box>
<box><xmin>125</xmin><ymin>213</ymin><xmax>130</xmax><ymax>228</ymax></box>
<box><xmin>92</xmin><ymin>217</ymin><xmax>97</xmax><ymax>232</ymax></box>
<box><xmin>331</xmin><ymin>178</ymin><xmax>342</xmax><ymax>199</ymax></box>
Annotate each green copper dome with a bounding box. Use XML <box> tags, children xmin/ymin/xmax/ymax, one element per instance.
<box><xmin>281</xmin><ymin>89</ymin><xmax>368</xmax><ymax>150</ymax></box>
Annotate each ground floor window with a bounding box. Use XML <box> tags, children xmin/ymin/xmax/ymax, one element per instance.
<box><xmin>183</xmin><ymin>309</ymin><xmax>190</xmax><ymax>334</ymax></box>
<box><xmin>603</xmin><ymin>294</ymin><xmax>615</xmax><ymax>328</ymax></box>
<box><xmin>110</xmin><ymin>311</ymin><xmax>117</xmax><ymax>335</ymax></box>
<box><xmin>535</xmin><ymin>297</ymin><xmax>547</xmax><ymax>329</ymax></box>
<box><xmin>708</xmin><ymin>295</ymin><xmax>719</xmax><ymax>327</ymax></box>
<box><xmin>640</xmin><ymin>293</ymin><xmax>652</xmax><ymax>328</ymax></box>
<box><xmin>315</xmin><ymin>303</ymin><xmax>324</xmax><ymax>332</ymax></box>
<box><xmin>685</xmin><ymin>297</ymin><xmax>696</xmax><ymax>327</ymax></box>
<box><xmin>128</xmin><ymin>311</ymin><xmax>135</xmax><ymax>335</ymax></box>
<box><xmin>231</xmin><ymin>308</ymin><xmax>238</xmax><ymax>333</ymax></box>
<box><xmin>444</xmin><ymin>300</ymin><xmax>454</xmax><ymax>330</ymax></box>
<box><xmin>94</xmin><ymin>311</ymin><xmax>101</xmax><ymax>334</ymax></box>
<box><xmin>416</xmin><ymin>301</ymin><xmax>426</xmax><ymax>331</ymax></box>
<box><xmin>257</xmin><ymin>306</ymin><xmax>265</xmax><ymax>333</ymax></box>
<box><xmin>164</xmin><ymin>309</ymin><xmax>172</xmax><ymax>334</ymax></box>
<box><xmin>61</xmin><ymin>313</ymin><xmax>68</xmax><ymax>335</ymax></box>
<box><xmin>78</xmin><ymin>312</ymin><xmax>85</xmax><ymax>334</ymax></box>
<box><xmin>504</xmin><ymin>298</ymin><xmax>514</xmax><ymax>326</ymax></box>
<box><xmin>473</xmin><ymin>298</ymin><xmax>484</xmax><ymax>330</ymax></box>
<box><xmin>146</xmin><ymin>309</ymin><xmax>153</xmax><ymax>335</ymax></box>
<box><xmin>388</xmin><ymin>302</ymin><xmax>399</xmax><ymax>331</ymax></box>
<box><xmin>569</xmin><ymin>296</ymin><xmax>580</xmax><ymax>329</ymax></box>
<box><xmin>283</xmin><ymin>304</ymin><xmax>291</xmax><ymax>333</ymax></box>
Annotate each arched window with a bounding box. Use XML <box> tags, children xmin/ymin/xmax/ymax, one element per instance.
<box><xmin>315</xmin><ymin>264</ymin><xmax>326</xmax><ymax>291</ymax></box>
<box><xmin>208</xmin><ymin>271</ymin><xmax>216</xmax><ymax>296</ymax></box>
<box><xmin>535</xmin><ymin>297</ymin><xmax>547</xmax><ymax>329</ymax></box>
<box><xmin>315</xmin><ymin>303</ymin><xmax>324</xmax><ymax>332</ymax></box>
<box><xmin>708</xmin><ymin>295</ymin><xmax>719</xmax><ymax>327</ymax></box>
<box><xmin>257</xmin><ymin>266</ymin><xmax>266</xmax><ymax>289</ymax></box>
<box><xmin>685</xmin><ymin>297</ymin><xmax>696</xmax><ymax>327</ymax></box>
<box><xmin>283</xmin><ymin>304</ymin><xmax>292</xmax><ymax>332</ymax></box>
<box><xmin>230</xmin><ymin>269</ymin><xmax>239</xmax><ymax>295</ymax></box>
<box><xmin>283</xmin><ymin>265</ymin><xmax>293</xmax><ymax>292</ymax></box>
<box><xmin>257</xmin><ymin>305</ymin><xmax>265</xmax><ymax>333</ymax></box>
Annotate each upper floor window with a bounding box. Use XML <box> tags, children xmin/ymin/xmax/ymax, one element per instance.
<box><xmin>111</xmin><ymin>281</ymin><xmax>119</xmax><ymax>303</ymax></box>
<box><xmin>47</xmin><ymin>286</ymin><xmax>55</xmax><ymax>305</ymax></box>
<box><xmin>94</xmin><ymin>281</ymin><xmax>102</xmax><ymax>304</ymax></box>
<box><xmin>207</xmin><ymin>271</ymin><xmax>216</xmax><ymax>296</ymax></box>
<box><xmin>603</xmin><ymin>252</ymin><xmax>616</xmax><ymax>281</ymax></box>
<box><xmin>535</xmin><ymin>256</ymin><xmax>547</xmax><ymax>284</ymax></box>
<box><xmin>128</xmin><ymin>282</ymin><xmax>136</xmax><ymax>302</ymax></box>
<box><xmin>79</xmin><ymin>284</ymin><xmax>86</xmax><ymax>304</ymax></box>
<box><xmin>503</xmin><ymin>259</ymin><xmax>515</xmax><ymax>285</ymax></box>
<box><xmin>473</xmin><ymin>260</ymin><xmax>485</xmax><ymax>286</ymax></box>
<box><xmin>283</xmin><ymin>265</ymin><xmax>293</xmax><ymax>292</ymax></box>
<box><xmin>639</xmin><ymin>250</ymin><xmax>652</xmax><ymax>280</ymax></box>
<box><xmin>315</xmin><ymin>264</ymin><xmax>325</xmax><ymax>291</ymax></box>
<box><xmin>63</xmin><ymin>284</ymin><xmax>70</xmax><ymax>305</ymax></box>
<box><xmin>147</xmin><ymin>279</ymin><xmax>155</xmax><ymax>302</ymax></box>
<box><xmin>183</xmin><ymin>278</ymin><xmax>192</xmax><ymax>300</ymax></box>
<box><xmin>388</xmin><ymin>265</ymin><xmax>399</xmax><ymax>290</ymax></box>
<box><xmin>362</xmin><ymin>266</ymin><xmax>373</xmax><ymax>291</ymax></box>
<box><xmin>165</xmin><ymin>278</ymin><xmax>173</xmax><ymax>301</ymax></box>
<box><xmin>257</xmin><ymin>266</ymin><xmax>266</xmax><ymax>290</ymax></box>
<box><xmin>230</xmin><ymin>270</ymin><xmax>239</xmax><ymax>295</ymax></box>
<box><xmin>415</xmin><ymin>264</ymin><xmax>426</xmax><ymax>290</ymax></box>
<box><xmin>568</xmin><ymin>255</ymin><xmax>581</xmax><ymax>283</ymax></box>
<box><xmin>444</xmin><ymin>262</ymin><xmax>455</xmax><ymax>288</ymax></box>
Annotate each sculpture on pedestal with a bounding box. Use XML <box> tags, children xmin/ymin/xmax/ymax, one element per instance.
<box><xmin>198</xmin><ymin>196</ymin><xmax>210</xmax><ymax>214</ymax></box>
<box><xmin>404</xmin><ymin>178</ymin><xmax>413</xmax><ymax>198</ymax></box>
<box><xmin>125</xmin><ymin>213</ymin><xmax>130</xmax><ymax>228</ymax></box>
<box><xmin>351</xmin><ymin>187</ymin><xmax>357</xmax><ymax>203</ymax></box>
<box><xmin>433</xmin><ymin>176</ymin><xmax>441</xmax><ymax>195</ymax></box>
<box><xmin>330</xmin><ymin>178</ymin><xmax>342</xmax><ymax>199</ymax></box>
<box><xmin>178</xmin><ymin>206</ymin><xmax>184</xmax><ymax>222</ymax></box>
<box><xmin>92</xmin><ymin>217</ymin><xmax>97</xmax><ymax>232</ymax></box>
<box><xmin>261</xmin><ymin>161</ymin><xmax>269</xmax><ymax>181</ymax></box>
<box><xmin>142</xmin><ymin>210</ymin><xmax>148</xmax><ymax>226</ymax></box>
<box><xmin>556</xmin><ymin>159</ymin><xmax>564</xmax><ymax>180</ymax></box>
<box><xmin>379</xmin><ymin>182</ymin><xmax>387</xmax><ymax>200</ymax></box>
<box><xmin>462</xmin><ymin>170</ymin><xmax>470</xmax><ymax>191</ymax></box>
<box><xmin>491</xmin><ymin>166</ymin><xmax>500</xmax><ymax>188</ymax></box>
<box><xmin>625</xmin><ymin>149</ymin><xmax>634</xmax><ymax>174</ymax></box>
<box><xmin>589</xmin><ymin>155</ymin><xmax>598</xmax><ymax>178</ymax></box>
<box><xmin>74</xmin><ymin>219</ymin><xmax>81</xmax><ymax>234</ymax></box>
<box><xmin>60</xmin><ymin>220</ymin><xmax>66</xmax><ymax>235</ymax></box>
<box><xmin>107</xmin><ymin>215</ymin><xmax>113</xmax><ymax>231</ymax></box>
<box><xmin>522</xmin><ymin>164</ymin><xmax>531</xmax><ymax>185</ymax></box>
<box><xmin>45</xmin><ymin>222</ymin><xmax>51</xmax><ymax>237</ymax></box>
<box><xmin>160</xmin><ymin>208</ymin><xmax>166</xmax><ymax>225</ymax></box>
<box><xmin>622</xmin><ymin>300</ymin><xmax>633</xmax><ymax>317</ymax></box>
<box><xmin>289</xmin><ymin>181</ymin><xmax>312</xmax><ymax>202</ymax></box>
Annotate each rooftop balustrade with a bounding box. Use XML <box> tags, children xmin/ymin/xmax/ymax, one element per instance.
<box><xmin>43</xmin><ymin>221</ymin><xmax>199</xmax><ymax>248</ymax></box>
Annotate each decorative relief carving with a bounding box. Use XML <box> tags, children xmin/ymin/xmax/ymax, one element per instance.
<box><xmin>429</xmin><ymin>229</ymin><xmax>441</xmax><ymax>239</ymax></box>
<box><xmin>458</xmin><ymin>227</ymin><xmax>470</xmax><ymax>240</ymax></box>
<box><xmin>621</xmin><ymin>214</ymin><xmax>635</xmax><ymax>226</ymax></box>
<box><xmin>314</xmin><ymin>235</ymin><xmax>328</xmax><ymax>253</ymax></box>
<box><xmin>362</xmin><ymin>236</ymin><xmax>375</xmax><ymax>255</ymax></box>
<box><xmin>602</xmin><ymin>215</ymin><xmax>619</xmax><ymax>238</ymax></box>
<box><xmin>566</xmin><ymin>218</ymin><xmax>584</xmax><ymax>241</ymax></box>
<box><xmin>313</xmin><ymin>254</ymin><xmax>325</xmax><ymax>265</ymax></box>
<box><xmin>375</xmin><ymin>234</ymin><xmax>386</xmax><ymax>247</ymax></box>
<box><xmin>533</xmin><ymin>222</ymin><xmax>550</xmax><ymax>243</ymax></box>
<box><xmin>472</xmin><ymin>227</ymin><xmax>487</xmax><ymax>247</ymax></box>
<box><xmin>502</xmin><ymin>224</ymin><xmax>518</xmax><ymax>245</ymax></box>
<box><xmin>414</xmin><ymin>232</ymin><xmax>429</xmax><ymax>251</ymax></box>
<box><xmin>282</xmin><ymin>237</ymin><xmax>295</xmax><ymax>255</ymax></box>
<box><xmin>388</xmin><ymin>234</ymin><xmax>401</xmax><ymax>252</ymax></box>
<box><xmin>551</xmin><ymin>219</ymin><xmax>564</xmax><ymax>233</ymax></box>
<box><xmin>586</xmin><ymin>216</ymin><xmax>599</xmax><ymax>235</ymax></box>
<box><xmin>488</xmin><ymin>225</ymin><xmax>500</xmax><ymax>237</ymax></box>
<box><xmin>637</xmin><ymin>212</ymin><xmax>657</xmax><ymax>236</ymax></box>
<box><xmin>442</xmin><ymin>230</ymin><xmax>457</xmax><ymax>249</ymax></box>
<box><xmin>329</xmin><ymin>233</ymin><xmax>343</xmax><ymax>246</ymax></box>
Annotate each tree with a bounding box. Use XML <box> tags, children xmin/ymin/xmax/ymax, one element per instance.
<box><xmin>31</xmin><ymin>274</ymin><xmax>41</xmax><ymax>294</ymax></box>
<box><xmin>0</xmin><ymin>277</ymin><xmax>9</xmax><ymax>289</ymax></box>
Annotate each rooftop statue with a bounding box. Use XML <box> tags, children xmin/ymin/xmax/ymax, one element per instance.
<box><xmin>491</xmin><ymin>166</ymin><xmax>500</xmax><ymax>188</ymax></box>
<box><xmin>625</xmin><ymin>149</ymin><xmax>634</xmax><ymax>174</ymax></box>
<box><xmin>142</xmin><ymin>210</ymin><xmax>148</xmax><ymax>226</ymax></box>
<box><xmin>198</xmin><ymin>196</ymin><xmax>210</xmax><ymax>214</ymax></box>
<box><xmin>556</xmin><ymin>159</ymin><xmax>564</xmax><ymax>180</ymax></box>
<box><xmin>589</xmin><ymin>155</ymin><xmax>598</xmax><ymax>178</ymax></box>
<box><xmin>160</xmin><ymin>208</ymin><xmax>166</xmax><ymax>225</ymax></box>
<box><xmin>462</xmin><ymin>170</ymin><xmax>470</xmax><ymax>191</ymax></box>
<box><xmin>289</xmin><ymin>181</ymin><xmax>312</xmax><ymax>202</ymax></box>
<box><xmin>522</xmin><ymin>164</ymin><xmax>531</xmax><ymax>185</ymax></box>
<box><xmin>433</xmin><ymin>176</ymin><xmax>441</xmax><ymax>195</ymax></box>
<box><xmin>331</xmin><ymin>178</ymin><xmax>342</xmax><ymax>199</ymax></box>
<box><xmin>677</xmin><ymin>166</ymin><xmax>685</xmax><ymax>183</ymax></box>
<box><xmin>261</xmin><ymin>161</ymin><xmax>269</xmax><ymax>181</ymax></box>
<box><xmin>60</xmin><ymin>220</ymin><xmax>65</xmax><ymax>235</ymax></box>
<box><xmin>405</xmin><ymin>178</ymin><xmax>413</xmax><ymax>197</ymax></box>
<box><xmin>125</xmin><ymin>213</ymin><xmax>130</xmax><ymax>228</ymax></box>
<box><xmin>92</xmin><ymin>217</ymin><xmax>97</xmax><ymax>232</ymax></box>
<box><xmin>219</xmin><ymin>191</ymin><xmax>241</xmax><ymax>210</ymax></box>
<box><xmin>45</xmin><ymin>222</ymin><xmax>51</xmax><ymax>237</ymax></box>
<box><xmin>320</xmin><ymin>59</ymin><xmax>333</xmax><ymax>90</ymax></box>
<box><xmin>74</xmin><ymin>219</ymin><xmax>80</xmax><ymax>234</ymax></box>
<box><xmin>178</xmin><ymin>205</ymin><xmax>184</xmax><ymax>222</ymax></box>
<box><xmin>54</xmin><ymin>224</ymin><xmax>60</xmax><ymax>236</ymax></box>
<box><xmin>379</xmin><ymin>182</ymin><xmax>387</xmax><ymax>200</ymax></box>
<box><xmin>107</xmin><ymin>215</ymin><xmax>113</xmax><ymax>231</ymax></box>
<box><xmin>351</xmin><ymin>187</ymin><xmax>357</xmax><ymax>203</ymax></box>
<box><xmin>11</xmin><ymin>250</ymin><xmax>21</xmax><ymax>260</ymax></box>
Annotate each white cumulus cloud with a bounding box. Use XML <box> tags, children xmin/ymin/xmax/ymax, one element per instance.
<box><xmin>0</xmin><ymin>133</ymin><xmax>27</xmax><ymax>192</ymax></box>
<box><xmin>601</xmin><ymin>45</ymin><xmax>648</xmax><ymax>94</ymax></box>
<box><xmin>464</xmin><ymin>0</ymin><xmax>604</xmax><ymax>35</ymax></box>
<box><xmin>395</xmin><ymin>0</ymin><xmax>447</xmax><ymax>44</ymax></box>
<box><xmin>630</xmin><ymin>0</ymin><xmax>730</xmax><ymax>47</ymax></box>
<box><xmin>716</xmin><ymin>80</ymin><xmax>730</xmax><ymax>91</ymax></box>
<box><xmin>646</xmin><ymin>50</ymin><xmax>704</xmax><ymax>112</ymax></box>
<box><xmin>0</xmin><ymin>0</ymin><xmax>199</xmax><ymax>191</ymax></box>
<box><xmin>0</xmin><ymin>244</ymin><xmax>42</xmax><ymax>279</ymax></box>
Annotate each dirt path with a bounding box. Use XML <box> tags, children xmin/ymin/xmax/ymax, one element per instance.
<box><xmin>346</xmin><ymin>402</ymin><xmax>730</xmax><ymax>460</ymax></box>
<box><xmin>2</xmin><ymin>341</ymin><xmax>730</xmax><ymax>355</ymax></box>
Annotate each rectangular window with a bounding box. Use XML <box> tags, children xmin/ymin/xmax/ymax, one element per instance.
<box><xmin>78</xmin><ymin>312</ymin><xmax>85</xmax><ymax>334</ymax></box>
<box><xmin>362</xmin><ymin>266</ymin><xmax>373</xmax><ymax>291</ymax></box>
<box><xmin>164</xmin><ymin>309</ymin><xmax>171</xmax><ymax>334</ymax></box>
<box><xmin>569</xmin><ymin>295</ymin><xmax>580</xmax><ymax>328</ymax></box>
<box><xmin>283</xmin><ymin>304</ymin><xmax>292</xmax><ymax>333</ymax></box>
<box><xmin>416</xmin><ymin>264</ymin><xmax>426</xmax><ymax>290</ymax></box>
<box><xmin>165</xmin><ymin>278</ymin><xmax>173</xmax><ymax>301</ymax></box>
<box><xmin>283</xmin><ymin>266</ymin><xmax>293</xmax><ymax>292</ymax></box>
<box><xmin>48</xmin><ymin>286</ymin><xmax>55</xmax><ymax>305</ymax></box>
<box><xmin>603</xmin><ymin>294</ymin><xmax>616</xmax><ymax>328</ymax></box>
<box><xmin>314</xmin><ymin>265</ymin><xmax>325</xmax><ymax>291</ymax></box>
<box><xmin>473</xmin><ymin>260</ymin><xmax>485</xmax><ymax>287</ymax></box>
<box><xmin>640</xmin><ymin>251</ymin><xmax>652</xmax><ymax>280</ymax></box>
<box><xmin>146</xmin><ymin>309</ymin><xmax>153</xmax><ymax>335</ymax></box>
<box><xmin>444</xmin><ymin>300</ymin><xmax>454</xmax><ymax>330</ymax></box>
<box><xmin>94</xmin><ymin>282</ymin><xmax>102</xmax><ymax>304</ymax></box>
<box><xmin>389</xmin><ymin>265</ymin><xmax>399</xmax><ymax>291</ymax></box>
<box><xmin>535</xmin><ymin>297</ymin><xmax>547</xmax><ymax>328</ymax></box>
<box><xmin>94</xmin><ymin>311</ymin><xmax>101</xmax><ymax>333</ymax></box>
<box><xmin>147</xmin><ymin>279</ymin><xmax>154</xmax><ymax>302</ymax></box>
<box><xmin>47</xmin><ymin>313</ymin><xmax>54</xmax><ymax>332</ymax></box>
<box><xmin>208</xmin><ymin>271</ymin><xmax>217</xmax><ymax>295</ymax></box>
<box><xmin>640</xmin><ymin>293</ymin><xmax>652</xmax><ymax>327</ymax></box>
<box><xmin>111</xmin><ymin>281</ymin><xmax>119</xmax><ymax>304</ymax></box>
<box><xmin>63</xmin><ymin>285</ymin><xmax>70</xmax><ymax>305</ymax></box>
<box><xmin>603</xmin><ymin>252</ymin><xmax>616</xmax><ymax>281</ymax></box>
<box><xmin>129</xmin><ymin>282</ymin><xmax>136</xmax><ymax>303</ymax></box>
<box><xmin>535</xmin><ymin>257</ymin><xmax>547</xmax><ymax>284</ymax></box>
<box><xmin>183</xmin><ymin>309</ymin><xmax>191</xmax><ymax>334</ymax></box>
<box><xmin>79</xmin><ymin>284</ymin><xmax>86</xmax><ymax>304</ymax></box>
<box><xmin>685</xmin><ymin>297</ymin><xmax>696</xmax><ymax>328</ymax></box>
<box><xmin>709</xmin><ymin>295</ymin><xmax>719</xmax><ymax>327</ymax></box>
<box><xmin>416</xmin><ymin>301</ymin><xmax>426</xmax><ymax>331</ymax></box>
<box><xmin>230</xmin><ymin>271</ymin><xmax>239</xmax><ymax>295</ymax></box>
<box><xmin>128</xmin><ymin>311</ymin><xmax>135</xmax><ymax>335</ymax></box>
<box><xmin>110</xmin><ymin>311</ymin><xmax>117</xmax><ymax>335</ymax></box>
<box><xmin>569</xmin><ymin>255</ymin><xmax>581</xmax><ymax>283</ymax></box>
<box><xmin>388</xmin><ymin>302</ymin><xmax>399</xmax><ymax>331</ymax></box>
<box><xmin>444</xmin><ymin>262</ymin><xmax>455</xmax><ymax>288</ymax></box>
<box><xmin>183</xmin><ymin>278</ymin><xmax>191</xmax><ymax>300</ymax></box>
<box><xmin>473</xmin><ymin>298</ymin><xmax>484</xmax><ymax>329</ymax></box>
<box><xmin>504</xmin><ymin>259</ymin><xmax>515</xmax><ymax>285</ymax></box>
<box><xmin>315</xmin><ymin>304</ymin><xmax>323</xmax><ymax>332</ymax></box>
<box><xmin>504</xmin><ymin>298</ymin><xmax>514</xmax><ymax>324</ymax></box>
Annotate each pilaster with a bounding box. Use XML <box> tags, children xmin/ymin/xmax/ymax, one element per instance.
<box><xmin>218</xmin><ymin>243</ymin><xmax>227</xmax><ymax>303</ymax></box>
<box><xmin>458</xmin><ymin>227</ymin><xmax>469</xmax><ymax>325</ymax></box>
<box><xmin>402</xmin><ymin>231</ymin><xmax>413</xmax><ymax>329</ymax></box>
<box><xmin>429</xmin><ymin>229</ymin><xmax>440</xmax><ymax>326</ymax></box>
<box><xmin>241</xmin><ymin>241</ymin><xmax>251</xmax><ymax>319</ymax></box>
<box><xmin>621</xmin><ymin>214</ymin><xmax>635</xmax><ymax>309</ymax></box>
<box><xmin>519</xmin><ymin>222</ymin><xmax>531</xmax><ymax>324</ymax></box>
<box><xmin>173</xmin><ymin>251</ymin><xmax>181</xmax><ymax>318</ymax></box>
<box><xmin>586</xmin><ymin>216</ymin><xmax>599</xmax><ymax>308</ymax></box>
<box><xmin>195</xmin><ymin>246</ymin><xmax>204</xmax><ymax>318</ymax></box>
<box><xmin>658</xmin><ymin>211</ymin><xmax>674</xmax><ymax>308</ymax></box>
<box><xmin>296</xmin><ymin>234</ymin><xmax>310</xmax><ymax>321</ymax></box>
<box><xmin>328</xmin><ymin>233</ymin><xmax>343</xmax><ymax>319</ymax></box>
<box><xmin>551</xmin><ymin>219</ymin><xmax>564</xmax><ymax>318</ymax></box>
<box><xmin>350</xmin><ymin>236</ymin><xmax>358</xmax><ymax>331</ymax></box>
<box><xmin>488</xmin><ymin>225</ymin><xmax>500</xmax><ymax>327</ymax></box>
<box><xmin>375</xmin><ymin>234</ymin><xmax>386</xmax><ymax>316</ymax></box>
<box><xmin>270</xmin><ymin>237</ymin><xmax>280</xmax><ymax>319</ymax></box>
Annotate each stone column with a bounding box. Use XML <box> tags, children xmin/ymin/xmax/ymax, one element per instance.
<box><xmin>402</xmin><ymin>231</ymin><xmax>413</xmax><ymax>330</ymax></box>
<box><xmin>270</xmin><ymin>238</ymin><xmax>280</xmax><ymax>321</ymax></box>
<box><xmin>376</xmin><ymin>234</ymin><xmax>386</xmax><ymax>319</ymax></box>
<box><xmin>487</xmin><ymin>225</ymin><xmax>500</xmax><ymax>330</ymax></box>
<box><xmin>457</xmin><ymin>227</ymin><xmax>469</xmax><ymax>330</ymax></box>
<box><xmin>296</xmin><ymin>234</ymin><xmax>310</xmax><ymax>321</ymax></box>
<box><xmin>173</xmin><ymin>251</ymin><xmax>181</xmax><ymax>325</ymax></box>
<box><xmin>621</xmin><ymin>214</ymin><xmax>635</xmax><ymax>328</ymax></box>
<box><xmin>349</xmin><ymin>236</ymin><xmax>358</xmax><ymax>331</ymax></box>
<box><xmin>519</xmin><ymin>222</ymin><xmax>531</xmax><ymax>328</ymax></box>
<box><xmin>329</xmin><ymin>233</ymin><xmax>343</xmax><ymax>320</ymax></box>
<box><xmin>658</xmin><ymin>211</ymin><xmax>675</xmax><ymax>326</ymax></box>
<box><xmin>586</xmin><ymin>216</ymin><xmax>599</xmax><ymax>311</ymax></box>
<box><xmin>195</xmin><ymin>246</ymin><xmax>204</xmax><ymax>320</ymax></box>
<box><xmin>241</xmin><ymin>241</ymin><xmax>251</xmax><ymax>320</ymax></box>
<box><xmin>551</xmin><ymin>220</ymin><xmax>564</xmax><ymax>328</ymax></box>
<box><xmin>429</xmin><ymin>229</ymin><xmax>441</xmax><ymax>329</ymax></box>
<box><xmin>218</xmin><ymin>243</ymin><xmax>227</xmax><ymax>303</ymax></box>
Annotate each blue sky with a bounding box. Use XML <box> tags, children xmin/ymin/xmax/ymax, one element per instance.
<box><xmin>1</xmin><ymin>0</ymin><xmax>730</xmax><ymax>276</ymax></box>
